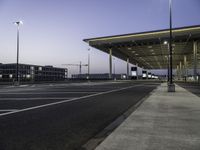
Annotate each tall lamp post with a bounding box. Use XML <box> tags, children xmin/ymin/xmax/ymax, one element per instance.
<box><xmin>14</xmin><ymin>21</ymin><xmax>23</xmax><ymax>85</ymax></box>
<box><xmin>168</xmin><ymin>0</ymin><xmax>175</xmax><ymax>92</ymax></box>
<box><xmin>164</xmin><ymin>41</ymin><xmax>169</xmax><ymax>82</ymax></box>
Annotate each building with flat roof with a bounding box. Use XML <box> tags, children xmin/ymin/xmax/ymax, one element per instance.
<box><xmin>71</xmin><ymin>73</ymin><xmax>126</xmax><ymax>80</ymax></box>
<box><xmin>84</xmin><ymin>25</ymin><xmax>200</xmax><ymax>81</ymax></box>
<box><xmin>0</xmin><ymin>63</ymin><xmax>68</xmax><ymax>82</ymax></box>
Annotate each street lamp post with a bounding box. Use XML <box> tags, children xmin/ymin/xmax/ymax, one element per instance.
<box><xmin>164</xmin><ymin>41</ymin><xmax>170</xmax><ymax>82</ymax></box>
<box><xmin>87</xmin><ymin>48</ymin><xmax>90</xmax><ymax>80</ymax></box>
<box><xmin>14</xmin><ymin>21</ymin><xmax>23</xmax><ymax>85</ymax></box>
<box><xmin>168</xmin><ymin>0</ymin><xmax>175</xmax><ymax>92</ymax></box>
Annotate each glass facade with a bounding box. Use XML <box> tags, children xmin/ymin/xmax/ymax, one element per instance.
<box><xmin>0</xmin><ymin>63</ymin><xmax>68</xmax><ymax>82</ymax></box>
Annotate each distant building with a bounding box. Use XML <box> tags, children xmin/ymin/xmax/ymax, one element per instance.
<box><xmin>71</xmin><ymin>73</ymin><xmax>127</xmax><ymax>80</ymax></box>
<box><xmin>0</xmin><ymin>63</ymin><xmax>68</xmax><ymax>82</ymax></box>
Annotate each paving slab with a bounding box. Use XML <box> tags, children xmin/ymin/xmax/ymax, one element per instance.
<box><xmin>95</xmin><ymin>83</ymin><xmax>200</xmax><ymax>150</ymax></box>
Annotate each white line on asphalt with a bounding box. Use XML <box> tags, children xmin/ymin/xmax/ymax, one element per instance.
<box><xmin>0</xmin><ymin>84</ymin><xmax>144</xmax><ymax>117</ymax></box>
<box><xmin>0</xmin><ymin>109</ymin><xmax>18</xmax><ymax>112</ymax></box>
<box><xmin>0</xmin><ymin>91</ymin><xmax>98</xmax><ymax>94</ymax></box>
<box><xmin>0</xmin><ymin>97</ymin><xmax>78</xmax><ymax>101</ymax></box>
<box><xmin>19</xmin><ymin>85</ymin><xmax>29</xmax><ymax>87</ymax></box>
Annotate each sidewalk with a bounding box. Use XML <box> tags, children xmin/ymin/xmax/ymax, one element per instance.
<box><xmin>95</xmin><ymin>83</ymin><xmax>200</xmax><ymax>150</ymax></box>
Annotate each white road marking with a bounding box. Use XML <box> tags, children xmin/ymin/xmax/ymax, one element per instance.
<box><xmin>0</xmin><ymin>97</ymin><xmax>78</xmax><ymax>101</ymax></box>
<box><xmin>0</xmin><ymin>91</ymin><xmax>98</xmax><ymax>94</ymax></box>
<box><xmin>0</xmin><ymin>109</ymin><xmax>18</xmax><ymax>112</ymax></box>
<box><xmin>3</xmin><ymin>81</ymin><xmax>121</xmax><ymax>89</ymax></box>
<box><xmin>19</xmin><ymin>85</ymin><xmax>29</xmax><ymax>87</ymax></box>
<box><xmin>0</xmin><ymin>88</ymin><xmax>43</xmax><ymax>93</ymax></box>
<box><xmin>0</xmin><ymin>84</ymin><xmax>144</xmax><ymax>117</ymax></box>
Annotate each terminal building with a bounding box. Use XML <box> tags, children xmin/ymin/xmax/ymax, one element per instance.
<box><xmin>0</xmin><ymin>63</ymin><xmax>68</xmax><ymax>82</ymax></box>
<box><xmin>71</xmin><ymin>73</ymin><xmax>127</xmax><ymax>80</ymax></box>
<box><xmin>84</xmin><ymin>25</ymin><xmax>200</xmax><ymax>82</ymax></box>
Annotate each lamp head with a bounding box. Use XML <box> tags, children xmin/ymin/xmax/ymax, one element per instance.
<box><xmin>14</xmin><ymin>21</ymin><xmax>23</xmax><ymax>25</ymax></box>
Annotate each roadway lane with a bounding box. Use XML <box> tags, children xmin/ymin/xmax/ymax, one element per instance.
<box><xmin>0</xmin><ymin>82</ymin><xmax>112</xmax><ymax>110</ymax></box>
<box><xmin>0</xmin><ymin>81</ymin><xmax>160</xmax><ymax>150</ymax></box>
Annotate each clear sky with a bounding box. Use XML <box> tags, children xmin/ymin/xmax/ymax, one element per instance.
<box><xmin>0</xmin><ymin>0</ymin><xmax>200</xmax><ymax>76</ymax></box>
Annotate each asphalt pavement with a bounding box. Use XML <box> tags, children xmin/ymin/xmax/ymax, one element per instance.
<box><xmin>0</xmin><ymin>81</ymin><xmax>160</xmax><ymax>150</ymax></box>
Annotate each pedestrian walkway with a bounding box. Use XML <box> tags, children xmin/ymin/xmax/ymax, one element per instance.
<box><xmin>95</xmin><ymin>83</ymin><xmax>200</xmax><ymax>150</ymax></box>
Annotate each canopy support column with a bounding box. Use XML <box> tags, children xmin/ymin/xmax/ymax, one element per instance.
<box><xmin>176</xmin><ymin>65</ymin><xmax>179</xmax><ymax>80</ymax></box>
<box><xmin>109</xmin><ymin>48</ymin><xmax>112</xmax><ymax>79</ymax></box>
<box><xmin>127</xmin><ymin>58</ymin><xmax>129</xmax><ymax>79</ymax></box>
<box><xmin>184</xmin><ymin>55</ymin><xmax>187</xmax><ymax>82</ymax></box>
<box><xmin>179</xmin><ymin>61</ymin><xmax>182</xmax><ymax>80</ymax></box>
<box><xmin>193</xmin><ymin>41</ymin><xmax>197</xmax><ymax>81</ymax></box>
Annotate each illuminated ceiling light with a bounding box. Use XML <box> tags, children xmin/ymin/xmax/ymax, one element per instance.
<box><xmin>148</xmin><ymin>46</ymin><xmax>152</xmax><ymax>49</ymax></box>
<box><xmin>163</xmin><ymin>41</ymin><xmax>168</xmax><ymax>45</ymax></box>
<box><xmin>128</xmin><ymin>47</ymin><xmax>132</xmax><ymax>50</ymax></box>
<box><xmin>135</xmin><ymin>53</ymin><xmax>139</xmax><ymax>56</ymax></box>
<box><xmin>150</xmin><ymin>49</ymin><xmax>154</xmax><ymax>52</ymax></box>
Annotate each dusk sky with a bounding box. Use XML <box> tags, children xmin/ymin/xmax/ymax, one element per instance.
<box><xmin>0</xmin><ymin>0</ymin><xmax>200</xmax><ymax>76</ymax></box>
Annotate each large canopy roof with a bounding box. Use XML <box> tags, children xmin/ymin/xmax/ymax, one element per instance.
<box><xmin>84</xmin><ymin>25</ymin><xmax>200</xmax><ymax>69</ymax></box>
